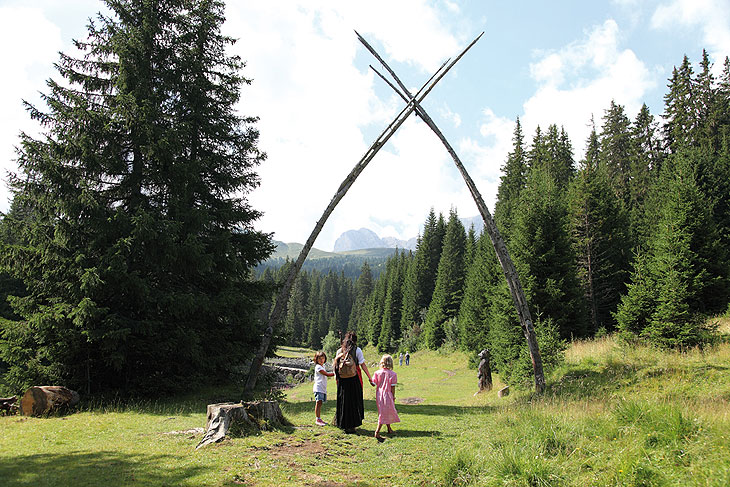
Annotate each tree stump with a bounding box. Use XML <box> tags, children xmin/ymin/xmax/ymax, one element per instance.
<box><xmin>196</xmin><ymin>401</ymin><xmax>286</xmax><ymax>449</ymax></box>
<box><xmin>477</xmin><ymin>349</ymin><xmax>493</xmax><ymax>392</ymax></box>
<box><xmin>20</xmin><ymin>386</ymin><xmax>80</xmax><ymax>416</ymax></box>
<box><xmin>498</xmin><ymin>386</ymin><xmax>510</xmax><ymax>398</ymax></box>
<box><xmin>1</xmin><ymin>396</ymin><xmax>18</xmax><ymax>416</ymax></box>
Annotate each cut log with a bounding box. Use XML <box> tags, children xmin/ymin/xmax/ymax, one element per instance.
<box><xmin>196</xmin><ymin>401</ymin><xmax>286</xmax><ymax>449</ymax></box>
<box><xmin>20</xmin><ymin>386</ymin><xmax>80</xmax><ymax>416</ymax></box>
<box><xmin>498</xmin><ymin>386</ymin><xmax>510</xmax><ymax>398</ymax></box>
<box><xmin>1</xmin><ymin>396</ymin><xmax>18</xmax><ymax>415</ymax></box>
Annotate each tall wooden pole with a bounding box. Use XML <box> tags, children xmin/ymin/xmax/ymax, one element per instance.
<box><xmin>357</xmin><ymin>32</ymin><xmax>545</xmax><ymax>393</ymax></box>
<box><xmin>243</xmin><ymin>33</ymin><xmax>484</xmax><ymax>394</ymax></box>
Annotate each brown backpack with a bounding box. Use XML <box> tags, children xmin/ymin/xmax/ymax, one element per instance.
<box><xmin>337</xmin><ymin>349</ymin><xmax>357</xmax><ymax>379</ymax></box>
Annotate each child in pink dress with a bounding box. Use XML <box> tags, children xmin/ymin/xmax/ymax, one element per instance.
<box><xmin>372</xmin><ymin>354</ymin><xmax>400</xmax><ymax>441</ymax></box>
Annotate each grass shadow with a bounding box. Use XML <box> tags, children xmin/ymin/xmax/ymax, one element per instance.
<box><xmin>77</xmin><ymin>384</ymin><xmax>245</xmax><ymax>417</ymax></box>
<box><xmin>392</xmin><ymin>402</ymin><xmax>496</xmax><ymax>416</ymax></box>
<box><xmin>380</xmin><ymin>428</ymin><xmax>442</xmax><ymax>438</ymax></box>
<box><xmin>0</xmin><ymin>451</ymin><xmax>206</xmax><ymax>487</ymax></box>
<box><xmin>281</xmin><ymin>399</ymin><xmax>496</xmax><ymax>419</ymax></box>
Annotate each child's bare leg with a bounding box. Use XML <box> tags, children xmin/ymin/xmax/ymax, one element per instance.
<box><xmin>386</xmin><ymin>424</ymin><xmax>394</xmax><ymax>434</ymax></box>
<box><xmin>315</xmin><ymin>400</ymin><xmax>322</xmax><ymax>419</ymax></box>
<box><xmin>374</xmin><ymin>423</ymin><xmax>383</xmax><ymax>438</ymax></box>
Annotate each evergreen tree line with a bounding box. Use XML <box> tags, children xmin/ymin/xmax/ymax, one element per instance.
<box><xmin>0</xmin><ymin>0</ymin><xmax>273</xmax><ymax>395</ymax></box>
<box><xmin>269</xmin><ymin>51</ymin><xmax>730</xmax><ymax>386</ymax></box>
<box><xmin>258</xmin><ymin>253</ymin><xmax>389</xmax><ymax>281</ymax></box>
<box><xmin>257</xmin><ymin>262</ymin><xmax>363</xmax><ymax>350</ymax></box>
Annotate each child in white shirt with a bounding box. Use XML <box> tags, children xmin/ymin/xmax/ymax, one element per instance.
<box><xmin>313</xmin><ymin>351</ymin><xmax>334</xmax><ymax>426</ymax></box>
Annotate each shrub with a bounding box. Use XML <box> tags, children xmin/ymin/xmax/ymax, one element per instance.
<box><xmin>321</xmin><ymin>331</ymin><xmax>340</xmax><ymax>360</ymax></box>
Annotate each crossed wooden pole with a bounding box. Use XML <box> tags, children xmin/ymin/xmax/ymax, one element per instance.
<box><xmin>244</xmin><ymin>32</ymin><xmax>545</xmax><ymax>395</ymax></box>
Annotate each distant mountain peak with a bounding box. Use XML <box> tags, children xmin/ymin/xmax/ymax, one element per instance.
<box><xmin>333</xmin><ymin>216</ymin><xmax>483</xmax><ymax>253</ymax></box>
<box><xmin>333</xmin><ymin>228</ymin><xmax>417</xmax><ymax>252</ymax></box>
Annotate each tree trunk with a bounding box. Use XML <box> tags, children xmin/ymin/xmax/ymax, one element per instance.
<box><xmin>20</xmin><ymin>386</ymin><xmax>80</xmax><ymax>416</ymax></box>
<box><xmin>243</xmin><ymin>32</ymin><xmax>484</xmax><ymax>394</ymax></box>
<box><xmin>358</xmin><ymin>32</ymin><xmax>545</xmax><ymax>393</ymax></box>
<box><xmin>196</xmin><ymin>401</ymin><xmax>286</xmax><ymax>449</ymax></box>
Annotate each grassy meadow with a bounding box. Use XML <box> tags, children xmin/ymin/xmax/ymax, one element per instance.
<box><xmin>2</xmin><ymin>329</ymin><xmax>730</xmax><ymax>486</ymax></box>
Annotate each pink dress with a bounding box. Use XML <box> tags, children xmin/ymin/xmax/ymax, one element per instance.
<box><xmin>373</xmin><ymin>368</ymin><xmax>400</xmax><ymax>425</ymax></box>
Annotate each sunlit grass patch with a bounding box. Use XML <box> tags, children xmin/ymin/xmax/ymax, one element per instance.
<box><xmin>3</xmin><ymin>341</ymin><xmax>730</xmax><ymax>486</ymax></box>
<box><xmin>565</xmin><ymin>334</ymin><xmax>619</xmax><ymax>364</ymax></box>
<box><xmin>275</xmin><ymin>345</ymin><xmax>314</xmax><ymax>358</ymax></box>
<box><xmin>715</xmin><ymin>314</ymin><xmax>730</xmax><ymax>335</ymax></box>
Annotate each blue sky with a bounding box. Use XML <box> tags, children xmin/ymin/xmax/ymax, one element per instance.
<box><xmin>1</xmin><ymin>0</ymin><xmax>729</xmax><ymax>251</ymax></box>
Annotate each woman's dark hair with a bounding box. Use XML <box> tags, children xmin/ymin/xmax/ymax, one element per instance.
<box><xmin>341</xmin><ymin>331</ymin><xmax>358</xmax><ymax>356</ymax></box>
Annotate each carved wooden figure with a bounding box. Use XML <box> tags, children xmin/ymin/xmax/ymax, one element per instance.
<box><xmin>477</xmin><ymin>349</ymin><xmax>493</xmax><ymax>392</ymax></box>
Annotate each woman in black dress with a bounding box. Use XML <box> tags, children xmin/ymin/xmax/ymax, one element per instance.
<box><xmin>333</xmin><ymin>331</ymin><xmax>374</xmax><ymax>433</ymax></box>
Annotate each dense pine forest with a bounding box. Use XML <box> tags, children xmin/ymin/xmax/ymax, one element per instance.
<box><xmin>264</xmin><ymin>51</ymin><xmax>730</xmax><ymax>385</ymax></box>
<box><xmin>0</xmin><ymin>0</ymin><xmax>728</xmax><ymax>396</ymax></box>
<box><xmin>0</xmin><ymin>1</ymin><xmax>274</xmax><ymax>395</ymax></box>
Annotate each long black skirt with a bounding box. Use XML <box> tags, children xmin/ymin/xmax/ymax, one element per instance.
<box><xmin>335</xmin><ymin>375</ymin><xmax>363</xmax><ymax>430</ymax></box>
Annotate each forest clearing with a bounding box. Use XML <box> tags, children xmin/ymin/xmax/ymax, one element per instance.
<box><xmin>2</xmin><ymin>326</ymin><xmax>730</xmax><ymax>486</ymax></box>
<box><xmin>2</xmin><ymin>1</ymin><xmax>730</xmax><ymax>486</ymax></box>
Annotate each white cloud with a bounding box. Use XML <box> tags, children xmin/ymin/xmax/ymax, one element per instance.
<box><xmin>438</xmin><ymin>104</ymin><xmax>462</xmax><ymax>128</ymax></box>
<box><xmin>0</xmin><ymin>6</ymin><xmax>64</xmax><ymax>208</ymax></box>
<box><xmin>530</xmin><ymin>53</ymin><xmax>565</xmax><ymax>86</ymax></box>
<box><xmin>651</xmin><ymin>0</ymin><xmax>730</xmax><ymax>66</ymax></box>
<box><xmin>522</xmin><ymin>19</ymin><xmax>654</xmax><ymax>157</ymax></box>
<box><xmin>443</xmin><ymin>1</ymin><xmax>461</xmax><ymax>14</ymax></box>
<box><xmin>455</xmin><ymin>108</ymin><xmax>514</xmax><ymax>213</ymax></box>
<box><xmin>224</xmin><ymin>1</ymin><xmax>461</xmax><ymax>249</ymax></box>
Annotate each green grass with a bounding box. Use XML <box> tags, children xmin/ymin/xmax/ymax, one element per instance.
<box><xmin>274</xmin><ymin>345</ymin><xmax>314</xmax><ymax>359</ymax></box>
<box><xmin>2</xmin><ymin>339</ymin><xmax>730</xmax><ymax>486</ymax></box>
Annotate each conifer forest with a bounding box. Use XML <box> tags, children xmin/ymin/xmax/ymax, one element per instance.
<box><xmin>1</xmin><ymin>0</ymin><xmax>729</xmax><ymax>396</ymax></box>
<box><xmin>262</xmin><ymin>51</ymin><xmax>730</xmax><ymax>386</ymax></box>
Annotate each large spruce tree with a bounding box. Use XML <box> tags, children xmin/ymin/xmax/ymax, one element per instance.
<box><xmin>600</xmin><ymin>101</ymin><xmax>633</xmax><ymax>207</ymax></box>
<box><xmin>663</xmin><ymin>56</ymin><xmax>697</xmax><ymax>153</ymax></box>
<box><xmin>494</xmin><ymin>118</ymin><xmax>528</xmax><ymax>240</ymax></box>
<box><xmin>568</xmin><ymin>123</ymin><xmax>631</xmax><ymax>332</ymax></box>
<box><xmin>378</xmin><ymin>251</ymin><xmax>407</xmax><ymax>351</ymax></box>
<box><xmin>0</xmin><ymin>0</ymin><xmax>272</xmax><ymax>394</ymax></box>
<box><xmin>510</xmin><ymin>165</ymin><xmax>587</xmax><ymax>338</ymax></box>
<box><xmin>423</xmin><ymin>209</ymin><xmax>467</xmax><ymax>349</ymax></box>
<box><xmin>347</xmin><ymin>261</ymin><xmax>374</xmax><ymax>335</ymax></box>
<box><xmin>629</xmin><ymin>104</ymin><xmax>664</xmax><ymax>246</ymax></box>
<box><xmin>399</xmin><ymin>210</ymin><xmax>443</xmax><ymax>331</ymax></box>
<box><xmin>457</xmin><ymin>231</ymin><xmax>500</xmax><ymax>353</ymax></box>
<box><xmin>616</xmin><ymin>149</ymin><xmax>727</xmax><ymax>347</ymax></box>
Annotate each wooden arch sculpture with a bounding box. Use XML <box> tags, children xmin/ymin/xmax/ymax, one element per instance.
<box><xmin>245</xmin><ymin>32</ymin><xmax>545</xmax><ymax>394</ymax></box>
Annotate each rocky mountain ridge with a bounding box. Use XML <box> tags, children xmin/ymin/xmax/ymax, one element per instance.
<box><xmin>332</xmin><ymin>216</ymin><xmax>484</xmax><ymax>252</ymax></box>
